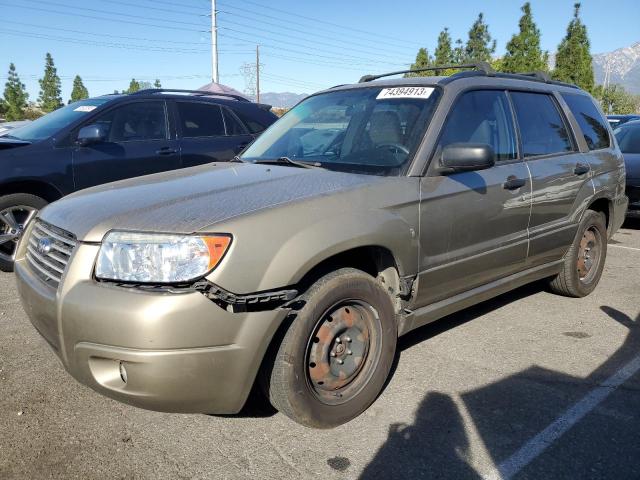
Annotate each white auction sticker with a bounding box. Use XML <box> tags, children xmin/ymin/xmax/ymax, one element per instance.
<box><xmin>74</xmin><ymin>105</ymin><xmax>97</xmax><ymax>112</ymax></box>
<box><xmin>376</xmin><ymin>87</ymin><xmax>434</xmax><ymax>100</ymax></box>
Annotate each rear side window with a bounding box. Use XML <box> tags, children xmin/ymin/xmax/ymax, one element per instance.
<box><xmin>438</xmin><ymin>90</ymin><xmax>517</xmax><ymax>161</ymax></box>
<box><xmin>510</xmin><ymin>92</ymin><xmax>574</xmax><ymax>157</ymax></box>
<box><xmin>222</xmin><ymin>107</ymin><xmax>248</xmax><ymax>135</ymax></box>
<box><xmin>561</xmin><ymin>93</ymin><xmax>610</xmax><ymax>150</ymax></box>
<box><xmin>232</xmin><ymin>108</ymin><xmax>269</xmax><ymax>134</ymax></box>
<box><xmin>177</xmin><ymin>102</ymin><xmax>225</xmax><ymax>137</ymax></box>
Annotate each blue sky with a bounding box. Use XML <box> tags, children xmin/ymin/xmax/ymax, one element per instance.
<box><xmin>1</xmin><ymin>0</ymin><xmax>638</xmax><ymax>101</ymax></box>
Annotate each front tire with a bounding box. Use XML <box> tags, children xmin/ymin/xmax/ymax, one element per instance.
<box><xmin>0</xmin><ymin>193</ymin><xmax>47</xmax><ymax>272</ymax></box>
<box><xmin>548</xmin><ymin>209</ymin><xmax>607</xmax><ymax>297</ymax></box>
<box><xmin>266</xmin><ymin>268</ymin><xmax>397</xmax><ymax>428</ymax></box>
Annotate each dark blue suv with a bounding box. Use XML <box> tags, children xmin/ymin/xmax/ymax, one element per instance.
<box><xmin>0</xmin><ymin>89</ymin><xmax>277</xmax><ymax>271</ymax></box>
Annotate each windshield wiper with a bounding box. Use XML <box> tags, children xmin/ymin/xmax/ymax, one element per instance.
<box><xmin>253</xmin><ymin>157</ymin><xmax>324</xmax><ymax>169</ymax></box>
<box><xmin>230</xmin><ymin>155</ymin><xmax>246</xmax><ymax>163</ymax></box>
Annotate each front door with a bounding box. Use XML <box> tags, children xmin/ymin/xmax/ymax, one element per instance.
<box><xmin>72</xmin><ymin>100</ymin><xmax>180</xmax><ymax>190</ymax></box>
<box><xmin>415</xmin><ymin>89</ymin><xmax>531</xmax><ymax>308</ymax></box>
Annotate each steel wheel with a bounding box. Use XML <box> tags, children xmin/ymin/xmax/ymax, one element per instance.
<box><xmin>577</xmin><ymin>225</ymin><xmax>602</xmax><ymax>283</ymax></box>
<box><xmin>0</xmin><ymin>205</ymin><xmax>37</xmax><ymax>262</ymax></box>
<box><xmin>306</xmin><ymin>300</ymin><xmax>383</xmax><ymax>406</ymax></box>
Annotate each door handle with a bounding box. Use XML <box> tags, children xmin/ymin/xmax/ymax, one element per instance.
<box><xmin>156</xmin><ymin>147</ymin><xmax>178</xmax><ymax>155</ymax></box>
<box><xmin>574</xmin><ymin>163</ymin><xmax>591</xmax><ymax>175</ymax></box>
<box><xmin>503</xmin><ymin>177</ymin><xmax>526</xmax><ymax>190</ymax></box>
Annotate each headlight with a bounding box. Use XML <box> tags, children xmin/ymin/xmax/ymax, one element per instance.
<box><xmin>95</xmin><ymin>231</ymin><xmax>231</xmax><ymax>283</ymax></box>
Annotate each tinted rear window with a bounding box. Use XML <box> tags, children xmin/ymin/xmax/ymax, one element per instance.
<box><xmin>562</xmin><ymin>93</ymin><xmax>610</xmax><ymax>150</ymax></box>
<box><xmin>177</xmin><ymin>102</ymin><xmax>225</xmax><ymax>137</ymax></box>
<box><xmin>510</xmin><ymin>92</ymin><xmax>574</xmax><ymax>157</ymax></box>
<box><xmin>232</xmin><ymin>108</ymin><xmax>269</xmax><ymax>134</ymax></box>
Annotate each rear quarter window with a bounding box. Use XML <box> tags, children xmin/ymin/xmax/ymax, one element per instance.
<box><xmin>561</xmin><ymin>93</ymin><xmax>611</xmax><ymax>150</ymax></box>
<box><xmin>232</xmin><ymin>107</ymin><xmax>271</xmax><ymax>134</ymax></box>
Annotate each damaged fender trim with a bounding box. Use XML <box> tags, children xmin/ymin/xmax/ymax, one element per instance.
<box><xmin>193</xmin><ymin>280</ymin><xmax>298</xmax><ymax>312</ymax></box>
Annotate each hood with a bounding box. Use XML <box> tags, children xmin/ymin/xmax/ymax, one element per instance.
<box><xmin>40</xmin><ymin>163</ymin><xmax>383</xmax><ymax>242</ymax></box>
<box><xmin>624</xmin><ymin>153</ymin><xmax>640</xmax><ymax>182</ymax></box>
<box><xmin>0</xmin><ymin>137</ymin><xmax>31</xmax><ymax>151</ymax></box>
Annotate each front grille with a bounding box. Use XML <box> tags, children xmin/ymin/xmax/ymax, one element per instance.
<box><xmin>25</xmin><ymin>220</ymin><xmax>77</xmax><ymax>288</ymax></box>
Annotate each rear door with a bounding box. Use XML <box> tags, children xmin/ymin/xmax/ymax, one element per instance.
<box><xmin>415</xmin><ymin>89</ymin><xmax>531</xmax><ymax>307</ymax></box>
<box><xmin>510</xmin><ymin>91</ymin><xmax>592</xmax><ymax>267</ymax></box>
<box><xmin>176</xmin><ymin>101</ymin><xmax>254</xmax><ymax>168</ymax></box>
<box><xmin>72</xmin><ymin>100</ymin><xmax>180</xmax><ymax>190</ymax></box>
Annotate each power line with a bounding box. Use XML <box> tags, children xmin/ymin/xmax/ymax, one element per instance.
<box><xmin>101</xmin><ymin>0</ymin><xmax>208</xmax><ymax>18</ymax></box>
<box><xmin>216</xmin><ymin>0</ymin><xmax>418</xmax><ymax>48</ymax></box>
<box><xmin>0</xmin><ymin>3</ymin><xmax>209</xmax><ymax>32</ymax></box>
<box><xmin>216</xmin><ymin>6</ymin><xmax>414</xmax><ymax>57</ymax></box>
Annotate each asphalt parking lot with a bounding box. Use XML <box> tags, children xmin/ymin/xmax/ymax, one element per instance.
<box><xmin>1</xmin><ymin>220</ymin><xmax>639</xmax><ymax>480</ymax></box>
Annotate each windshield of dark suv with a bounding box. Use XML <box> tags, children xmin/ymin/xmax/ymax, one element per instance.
<box><xmin>6</xmin><ymin>97</ymin><xmax>112</xmax><ymax>142</ymax></box>
<box><xmin>241</xmin><ymin>86</ymin><xmax>441</xmax><ymax>175</ymax></box>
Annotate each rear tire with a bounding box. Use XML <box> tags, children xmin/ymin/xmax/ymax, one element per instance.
<box><xmin>0</xmin><ymin>193</ymin><xmax>47</xmax><ymax>272</ymax></box>
<box><xmin>548</xmin><ymin>209</ymin><xmax>607</xmax><ymax>298</ymax></box>
<box><xmin>266</xmin><ymin>268</ymin><xmax>397</xmax><ymax>428</ymax></box>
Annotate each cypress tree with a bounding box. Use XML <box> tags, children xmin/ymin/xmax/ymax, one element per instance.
<box><xmin>502</xmin><ymin>3</ymin><xmax>549</xmax><ymax>73</ymax></box>
<box><xmin>433</xmin><ymin>28</ymin><xmax>459</xmax><ymax>75</ymax></box>
<box><xmin>465</xmin><ymin>13</ymin><xmax>496</xmax><ymax>62</ymax></box>
<box><xmin>69</xmin><ymin>75</ymin><xmax>89</xmax><ymax>103</ymax></box>
<box><xmin>38</xmin><ymin>53</ymin><xmax>63</xmax><ymax>112</ymax></box>
<box><xmin>553</xmin><ymin>3</ymin><xmax>594</xmax><ymax>92</ymax></box>
<box><xmin>452</xmin><ymin>38</ymin><xmax>466</xmax><ymax>64</ymax></box>
<box><xmin>3</xmin><ymin>63</ymin><xmax>29</xmax><ymax>121</ymax></box>
<box><xmin>405</xmin><ymin>48</ymin><xmax>433</xmax><ymax>77</ymax></box>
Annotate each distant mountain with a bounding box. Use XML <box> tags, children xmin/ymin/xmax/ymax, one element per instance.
<box><xmin>250</xmin><ymin>92</ymin><xmax>308</xmax><ymax>108</ymax></box>
<box><xmin>593</xmin><ymin>42</ymin><xmax>640</xmax><ymax>94</ymax></box>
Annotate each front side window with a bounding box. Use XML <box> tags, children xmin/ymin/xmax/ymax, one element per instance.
<box><xmin>92</xmin><ymin>101</ymin><xmax>167</xmax><ymax>142</ymax></box>
<box><xmin>178</xmin><ymin>102</ymin><xmax>225</xmax><ymax>137</ymax></box>
<box><xmin>437</xmin><ymin>90</ymin><xmax>517</xmax><ymax>161</ymax></box>
<box><xmin>562</xmin><ymin>93</ymin><xmax>610</xmax><ymax>150</ymax></box>
<box><xmin>241</xmin><ymin>86</ymin><xmax>441</xmax><ymax>175</ymax></box>
<box><xmin>510</xmin><ymin>92</ymin><xmax>574</xmax><ymax>157</ymax></box>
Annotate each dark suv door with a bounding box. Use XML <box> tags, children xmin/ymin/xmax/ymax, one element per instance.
<box><xmin>509</xmin><ymin>91</ymin><xmax>592</xmax><ymax>267</ymax></box>
<box><xmin>416</xmin><ymin>89</ymin><xmax>531</xmax><ymax>307</ymax></box>
<box><xmin>175</xmin><ymin>101</ymin><xmax>254</xmax><ymax>168</ymax></box>
<box><xmin>72</xmin><ymin>100</ymin><xmax>180</xmax><ymax>190</ymax></box>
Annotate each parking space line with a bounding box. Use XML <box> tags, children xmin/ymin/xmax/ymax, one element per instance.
<box><xmin>482</xmin><ymin>354</ymin><xmax>640</xmax><ymax>480</ymax></box>
<box><xmin>609</xmin><ymin>244</ymin><xmax>640</xmax><ymax>252</ymax></box>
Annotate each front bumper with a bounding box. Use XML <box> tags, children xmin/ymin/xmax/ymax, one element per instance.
<box><xmin>15</xmin><ymin>239</ymin><xmax>288</xmax><ymax>414</ymax></box>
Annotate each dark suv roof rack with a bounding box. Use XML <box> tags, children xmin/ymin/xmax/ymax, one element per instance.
<box><xmin>130</xmin><ymin>88</ymin><xmax>250</xmax><ymax>102</ymax></box>
<box><xmin>359</xmin><ymin>62</ymin><xmax>495</xmax><ymax>83</ymax></box>
<box><xmin>358</xmin><ymin>63</ymin><xmax>579</xmax><ymax>89</ymax></box>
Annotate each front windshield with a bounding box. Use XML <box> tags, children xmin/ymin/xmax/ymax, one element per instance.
<box><xmin>241</xmin><ymin>86</ymin><xmax>441</xmax><ymax>175</ymax></box>
<box><xmin>615</xmin><ymin>124</ymin><xmax>640</xmax><ymax>154</ymax></box>
<box><xmin>7</xmin><ymin>97</ymin><xmax>112</xmax><ymax>142</ymax></box>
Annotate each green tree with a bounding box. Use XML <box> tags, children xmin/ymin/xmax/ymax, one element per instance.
<box><xmin>452</xmin><ymin>38</ymin><xmax>466</xmax><ymax>64</ymax></box>
<box><xmin>593</xmin><ymin>84</ymin><xmax>639</xmax><ymax>114</ymax></box>
<box><xmin>553</xmin><ymin>3</ymin><xmax>594</xmax><ymax>92</ymax></box>
<box><xmin>502</xmin><ymin>3</ymin><xmax>548</xmax><ymax>73</ymax></box>
<box><xmin>154</xmin><ymin>79</ymin><xmax>162</xmax><ymax>88</ymax></box>
<box><xmin>405</xmin><ymin>48</ymin><xmax>433</xmax><ymax>77</ymax></box>
<box><xmin>433</xmin><ymin>28</ymin><xmax>459</xmax><ymax>75</ymax></box>
<box><xmin>38</xmin><ymin>53</ymin><xmax>63</xmax><ymax>112</ymax></box>
<box><xmin>465</xmin><ymin>13</ymin><xmax>496</xmax><ymax>62</ymax></box>
<box><xmin>69</xmin><ymin>75</ymin><xmax>89</xmax><ymax>103</ymax></box>
<box><xmin>3</xmin><ymin>63</ymin><xmax>29</xmax><ymax>121</ymax></box>
<box><xmin>127</xmin><ymin>78</ymin><xmax>141</xmax><ymax>93</ymax></box>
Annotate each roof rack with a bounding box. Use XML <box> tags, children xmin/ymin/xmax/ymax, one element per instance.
<box><xmin>358</xmin><ymin>62</ymin><xmax>495</xmax><ymax>83</ymax></box>
<box><xmin>129</xmin><ymin>88</ymin><xmax>250</xmax><ymax>102</ymax></box>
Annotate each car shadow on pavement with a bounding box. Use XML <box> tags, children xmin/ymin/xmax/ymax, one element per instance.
<box><xmin>361</xmin><ymin>300</ymin><xmax>640</xmax><ymax>479</ymax></box>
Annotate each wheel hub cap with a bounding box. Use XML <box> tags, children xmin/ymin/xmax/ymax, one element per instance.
<box><xmin>0</xmin><ymin>206</ymin><xmax>37</xmax><ymax>262</ymax></box>
<box><xmin>577</xmin><ymin>227</ymin><xmax>601</xmax><ymax>281</ymax></box>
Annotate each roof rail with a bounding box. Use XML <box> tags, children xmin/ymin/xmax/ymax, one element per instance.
<box><xmin>129</xmin><ymin>88</ymin><xmax>250</xmax><ymax>102</ymax></box>
<box><xmin>358</xmin><ymin>62</ymin><xmax>495</xmax><ymax>83</ymax></box>
<box><xmin>493</xmin><ymin>72</ymin><xmax>579</xmax><ymax>89</ymax></box>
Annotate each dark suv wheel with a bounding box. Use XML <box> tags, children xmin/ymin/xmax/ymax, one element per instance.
<box><xmin>265</xmin><ymin>268</ymin><xmax>397</xmax><ymax>428</ymax></box>
<box><xmin>0</xmin><ymin>193</ymin><xmax>47</xmax><ymax>272</ymax></box>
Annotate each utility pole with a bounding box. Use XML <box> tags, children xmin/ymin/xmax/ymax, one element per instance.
<box><xmin>256</xmin><ymin>44</ymin><xmax>260</xmax><ymax>102</ymax></box>
<box><xmin>211</xmin><ymin>0</ymin><xmax>218</xmax><ymax>83</ymax></box>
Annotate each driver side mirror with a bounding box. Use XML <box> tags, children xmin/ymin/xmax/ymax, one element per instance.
<box><xmin>439</xmin><ymin>143</ymin><xmax>496</xmax><ymax>173</ymax></box>
<box><xmin>77</xmin><ymin>124</ymin><xmax>107</xmax><ymax>146</ymax></box>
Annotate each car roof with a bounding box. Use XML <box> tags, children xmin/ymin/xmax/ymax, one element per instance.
<box><xmin>95</xmin><ymin>90</ymin><xmax>268</xmax><ymax>109</ymax></box>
